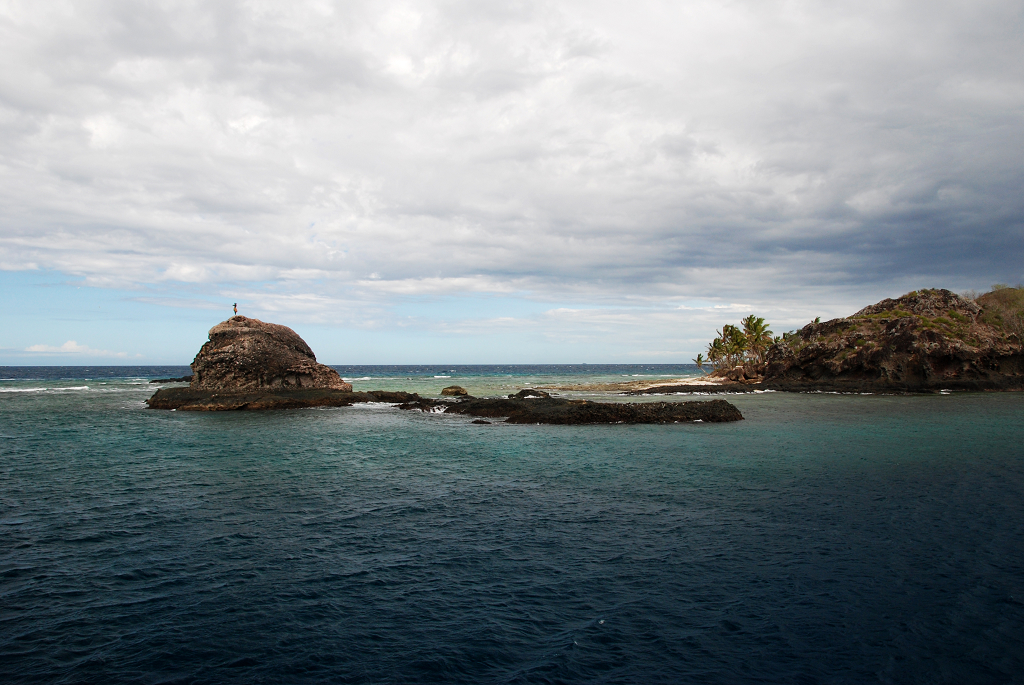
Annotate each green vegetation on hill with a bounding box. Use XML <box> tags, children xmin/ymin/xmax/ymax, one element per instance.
<box><xmin>695</xmin><ymin>285</ymin><xmax>1024</xmax><ymax>381</ymax></box>
<box><xmin>975</xmin><ymin>285</ymin><xmax>1024</xmax><ymax>336</ymax></box>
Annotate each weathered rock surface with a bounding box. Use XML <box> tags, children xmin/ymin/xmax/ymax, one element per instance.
<box><xmin>147</xmin><ymin>385</ymin><xmax>744</xmax><ymax>423</ymax></box>
<box><xmin>147</xmin><ymin>388</ymin><xmax>418</xmax><ymax>411</ymax></box>
<box><xmin>398</xmin><ymin>396</ymin><xmax>743</xmax><ymax>424</ymax></box>
<box><xmin>441</xmin><ymin>385</ymin><xmax>469</xmax><ymax>396</ymax></box>
<box><xmin>189</xmin><ymin>316</ymin><xmax>351</xmax><ymax>392</ymax></box>
<box><xmin>149</xmin><ymin>375</ymin><xmax>193</xmax><ymax>384</ymax></box>
<box><xmin>762</xmin><ymin>288</ymin><xmax>1024</xmax><ymax>392</ymax></box>
<box><xmin>509</xmin><ymin>389</ymin><xmax>550</xmax><ymax>399</ymax></box>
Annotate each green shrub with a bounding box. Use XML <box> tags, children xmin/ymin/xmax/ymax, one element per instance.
<box><xmin>978</xmin><ymin>286</ymin><xmax>1024</xmax><ymax>335</ymax></box>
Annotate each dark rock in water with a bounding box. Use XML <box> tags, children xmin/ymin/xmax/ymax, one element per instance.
<box><xmin>149</xmin><ymin>375</ymin><xmax>193</xmax><ymax>384</ymax></box>
<box><xmin>147</xmin><ymin>388</ymin><xmax>419</xmax><ymax>411</ymax></box>
<box><xmin>147</xmin><ymin>387</ymin><xmax>742</xmax><ymax>423</ymax></box>
<box><xmin>399</xmin><ymin>396</ymin><xmax>742</xmax><ymax>424</ymax></box>
<box><xmin>471</xmin><ymin>419</ymin><xmax>491</xmax><ymax>424</ymax></box>
<box><xmin>508</xmin><ymin>389</ymin><xmax>550</xmax><ymax>399</ymax></box>
<box><xmin>441</xmin><ymin>385</ymin><xmax>468</xmax><ymax>396</ymax></box>
<box><xmin>762</xmin><ymin>288</ymin><xmax>1024</xmax><ymax>393</ymax></box>
<box><xmin>188</xmin><ymin>316</ymin><xmax>351</xmax><ymax>392</ymax></box>
<box><xmin>147</xmin><ymin>315</ymin><xmax>361</xmax><ymax>409</ymax></box>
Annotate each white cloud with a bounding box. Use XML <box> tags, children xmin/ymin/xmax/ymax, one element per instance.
<box><xmin>0</xmin><ymin>0</ymin><xmax>1020</xmax><ymax>349</ymax></box>
<box><xmin>24</xmin><ymin>340</ymin><xmax>138</xmax><ymax>358</ymax></box>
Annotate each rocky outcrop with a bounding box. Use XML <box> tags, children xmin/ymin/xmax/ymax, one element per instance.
<box><xmin>509</xmin><ymin>389</ymin><xmax>550</xmax><ymax>399</ymax></box>
<box><xmin>188</xmin><ymin>316</ymin><xmax>351</xmax><ymax>392</ymax></box>
<box><xmin>441</xmin><ymin>385</ymin><xmax>468</xmax><ymax>396</ymax></box>
<box><xmin>147</xmin><ymin>388</ymin><xmax>417</xmax><ymax>411</ymax></box>
<box><xmin>147</xmin><ymin>384</ymin><xmax>744</xmax><ymax>421</ymax></box>
<box><xmin>762</xmin><ymin>288</ymin><xmax>1024</xmax><ymax>392</ymax></box>
<box><xmin>398</xmin><ymin>395</ymin><xmax>743</xmax><ymax>424</ymax></box>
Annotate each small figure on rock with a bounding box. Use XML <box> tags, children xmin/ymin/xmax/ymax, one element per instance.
<box><xmin>233</xmin><ymin>302</ymin><xmax>238</xmax><ymax>315</ymax></box>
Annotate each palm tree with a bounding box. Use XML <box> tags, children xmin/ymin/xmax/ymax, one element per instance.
<box><xmin>707</xmin><ymin>338</ymin><xmax>726</xmax><ymax>371</ymax></box>
<box><xmin>740</xmin><ymin>315</ymin><xmax>774</xmax><ymax>365</ymax></box>
<box><xmin>725</xmin><ymin>325</ymin><xmax>748</xmax><ymax>366</ymax></box>
<box><xmin>692</xmin><ymin>353</ymin><xmax>706</xmax><ymax>374</ymax></box>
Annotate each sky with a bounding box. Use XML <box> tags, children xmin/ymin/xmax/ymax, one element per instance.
<box><xmin>1</xmin><ymin>0</ymin><xmax>1022</xmax><ymax>364</ymax></box>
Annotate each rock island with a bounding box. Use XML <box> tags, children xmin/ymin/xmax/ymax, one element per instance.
<box><xmin>147</xmin><ymin>316</ymin><xmax>743</xmax><ymax>423</ymax></box>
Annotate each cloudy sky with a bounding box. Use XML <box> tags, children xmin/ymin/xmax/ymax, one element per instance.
<box><xmin>1</xmin><ymin>0</ymin><xmax>1022</xmax><ymax>364</ymax></box>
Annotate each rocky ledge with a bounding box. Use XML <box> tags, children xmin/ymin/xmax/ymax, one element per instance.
<box><xmin>397</xmin><ymin>389</ymin><xmax>743</xmax><ymax>424</ymax></box>
<box><xmin>147</xmin><ymin>385</ymin><xmax>744</xmax><ymax>423</ymax></box>
<box><xmin>147</xmin><ymin>388</ymin><xmax>417</xmax><ymax>411</ymax></box>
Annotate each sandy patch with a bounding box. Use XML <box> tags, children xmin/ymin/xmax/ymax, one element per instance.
<box><xmin>536</xmin><ymin>376</ymin><xmax>729</xmax><ymax>392</ymax></box>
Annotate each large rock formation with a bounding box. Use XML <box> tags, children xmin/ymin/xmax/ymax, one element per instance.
<box><xmin>762</xmin><ymin>288</ymin><xmax>1024</xmax><ymax>392</ymax></box>
<box><xmin>189</xmin><ymin>316</ymin><xmax>351</xmax><ymax>392</ymax></box>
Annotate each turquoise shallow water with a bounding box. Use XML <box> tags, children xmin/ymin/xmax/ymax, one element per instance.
<box><xmin>1</xmin><ymin>367</ymin><xmax>1023</xmax><ymax>683</ymax></box>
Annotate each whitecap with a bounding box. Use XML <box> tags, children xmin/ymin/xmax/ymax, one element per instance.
<box><xmin>434</xmin><ymin>375</ymin><xmax>451</xmax><ymax>378</ymax></box>
<box><xmin>343</xmin><ymin>377</ymin><xmax>373</xmax><ymax>382</ymax></box>
<box><xmin>0</xmin><ymin>386</ymin><xmax>89</xmax><ymax>393</ymax></box>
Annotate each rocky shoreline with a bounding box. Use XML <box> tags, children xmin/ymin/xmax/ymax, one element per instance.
<box><xmin>147</xmin><ymin>386</ymin><xmax>743</xmax><ymax>423</ymax></box>
<box><xmin>626</xmin><ymin>377</ymin><xmax>1023</xmax><ymax>394</ymax></box>
<box><xmin>146</xmin><ymin>317</ymin><xmax>745</xmax><ymax>423</ymax></box>
<box><xmin>146</xmin><ymin>387</ymin><xmax>417</xmax><ymax>411</ymax></box>
<box><xmin>397</xmin><ymin>390</ymin><xmax>743</xmax><ymax>424</ymax></box>
<box><xmin>638</xmin><ymin>287</ymin><xmax>1024</xmax><ymax>395</ymax></box>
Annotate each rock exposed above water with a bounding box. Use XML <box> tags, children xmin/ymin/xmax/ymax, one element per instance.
<box><xmin>147</xmin><ymin>315</ymin><xmax>743</xmax><ymax>421</ymax></box>
<box><xmin>147</xmin><ymin>387</ymin><xmax>416</xmax><ymax>411</ymax></box>
<box><xmin>189</xmin><ymin>316</ymin><xmax>351</xmax><ymax>392</ymax></box>
<box><xmin>398</xmin><ymin>394</ymin><xmax>743</xmax><ymax>424</ymax></box>
<box><xmin>146</xmin><ymin>385</ymin><xmax>744</xmax><ymax>423</ymax></box>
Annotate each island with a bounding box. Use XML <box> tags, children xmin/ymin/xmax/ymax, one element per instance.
<box><xmin>147</xmin><ymin>316</ymin><xmax>744</xmax><ymax>423</ymax></box>
<box><xmin>621</xmin><ymin>286</ymin><xmax>1023</xmax><ymax>395</ymax></box>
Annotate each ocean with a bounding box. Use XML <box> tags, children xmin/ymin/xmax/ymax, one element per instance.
<box><xmin>2</xmin><ymin>366</ymin><xmax>1022</xmax><ymax>683</ymax></box>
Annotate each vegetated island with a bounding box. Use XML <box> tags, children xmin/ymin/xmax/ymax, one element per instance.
<box><xmin>623</xmin><ymin>286</ymin><xmax>1023</xmax><ymax>395</ymax></box>
<box><xmin>147</xmin><ymin>316</ymin><xmax>743</xmax><ymax>423</ymax></box>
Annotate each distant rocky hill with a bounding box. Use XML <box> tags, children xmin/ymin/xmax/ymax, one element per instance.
<box><xmin>763</xmin><ymin>288</ymin><xmax>1024</xmax><ymax>392</ymax></box>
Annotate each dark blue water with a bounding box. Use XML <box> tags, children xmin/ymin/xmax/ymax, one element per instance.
<box><xmin>2</xmin><ymin>368</ymin><xmax>1023</xmax><ymax>683</ymax></box>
